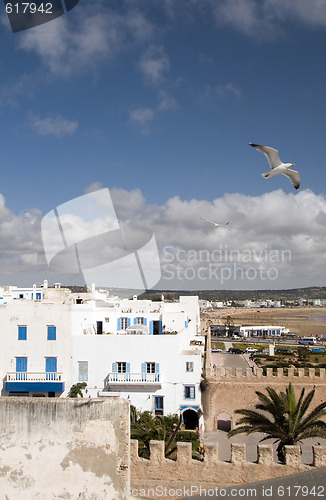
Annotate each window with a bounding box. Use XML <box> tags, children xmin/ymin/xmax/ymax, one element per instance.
<box><xmin>105</xmin><ymin>317</ymin><xmax>110</xmax><ymax>323</ymax></box>
<box><xmin>18</xmin><ymin>326</ymin><xmax>27</xmax><ymax>341</ymax></box>
<box><xmin>45</xmin><ymin>357</ymin><xmax>57</xmax><ymax>380</ymax></box>
<box><xmin>121</xmin><ymin>318</ymin><xmax>128</xmax><ymax>330</ymax></box>
<box><xmin>78</xmin><ymin>361</ymin><xmax>88</xmax><ymax>382</ymax></box>
<box><xmin>16</xmin><ymin>357</ymin><xmax>27</xmax><ymax>374</ymax></box>
<box><xmin>141</xmin><ymin>362</ymin><xmax>160</xmax><ymax>381</ymax></box>
<box><xmin>36</xmin><ymin>293</ymin><xmax>42</xmax><ymax>300</ymax></box>
<box><xmin>146</xmin><ymin>362</ymin><xmax>155</xmax><ymax>373</ymax></box>
<box><xmin>184</xmin><ymin>386</ymin><xmax>195</xmax><ymax>400</ymax></box>
<box><xmin>19</xmin><ymin>294</ymin><xmax>24</xmax><ymax>299</ymax></box>
<box><xmin>154</xmin><ymin>396</ymin><xmax>164</xmax><ymax>416</ymax></box>
<box><xmin>117</xmin><ymin>317</ymin><xmax>131</xmax><ymax>330</ymax></box>
<box><xmin>112</xmin><ymin>362</ymin><xmax>130</xmax><ymax>381</ymax></box>
<box><xmin>186</xmin><ymin>362</ymin><xmax>194</xmax><ymax>372</ymax></box>
<box><xmin>47</xmin><ymin>326</ymin><xmax>56</xmax><ymax>340</ymax></box>
<box><xmin>136</xmin><ymin>317</ymin><xmax>144</xmax><ymax>324</ymax></box>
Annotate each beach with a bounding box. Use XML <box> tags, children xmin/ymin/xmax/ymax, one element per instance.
<box><xmin>203</xmin><ymin>307</ymin><xmax>326</xmax><ymax>338</ymax></box>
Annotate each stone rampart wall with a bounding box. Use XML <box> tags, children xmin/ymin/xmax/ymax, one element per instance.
<box><xmin>130</xmin><ymin>439</ymin><xmax>326</xmax><ymax>486</ymax></box>
<box><xmin>203</xmin><ymin>367</ymin><xmax>326</xmax><ymax>431</ymax></box>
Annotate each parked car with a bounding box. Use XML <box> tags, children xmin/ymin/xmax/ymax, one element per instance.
<box><xmin>211</xmin><ymin>348</ymin><xmax>223</xmax><ymax>352</ymax></box>
<box><xmin>228</xmin><ymin>347</ymin><xmax>244</xmax><ymax>354</ymax></box>
<box><xmin>275</xmin><ymin>348</ymin><xmax>293</xmax><ymax>354</ymax></box>
<box><xmin>245</xmin><ymin>347</ymin><xmax>258</xmax><ymax>353</ymax></box>
<box><xmin>311</xmin><ymin>348</ymin><xmax>325</xmax><ymax>353</ymax></box>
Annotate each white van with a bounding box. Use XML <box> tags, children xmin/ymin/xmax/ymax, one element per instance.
<box><xmin>298</xmin><ymin>336</ymin><xmax>317</xmax><ymax>345</ymax></box>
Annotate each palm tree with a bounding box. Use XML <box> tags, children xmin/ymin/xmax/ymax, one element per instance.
<box><xmin>228</xmin><ymin>383</ymin><xmax>326</xmax><ymax>463</ymax></box>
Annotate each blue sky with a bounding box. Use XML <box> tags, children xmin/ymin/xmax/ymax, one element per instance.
<box><xmin>1</xmin><ymin>0</ymin><xmax>326</xmax><ymax>290</ymax></box>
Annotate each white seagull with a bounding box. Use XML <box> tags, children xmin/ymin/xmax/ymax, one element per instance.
<box><xmin>200</xmin><ymin>218</ymin><xmax>230</xmax><ymax>230</ymax></box>
<box><xmin>249</xmin><ymin>143</ymin><xmax>300</xmax><ymax>190</ymax></box>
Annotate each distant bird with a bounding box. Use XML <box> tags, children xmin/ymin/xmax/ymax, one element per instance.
<box><xmin>249</xmin><ymin>143</ymin><xmax>300</xmax><ymax>190</ymax></box>
<box><xmin>200</xmin><ymin>218</ymin><xmax>230</xmax><ymax>230</ymax></box>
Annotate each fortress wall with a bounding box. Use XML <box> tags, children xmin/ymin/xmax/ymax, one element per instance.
<box><xmin>202</xmin><ymin>368</ymin><xmax>326</xmax><ymax>431</ymax></box>
<box><xmin>130</xmin><ymin>439</ymin><xmax>326</xmax><ymax>486</ymax></box>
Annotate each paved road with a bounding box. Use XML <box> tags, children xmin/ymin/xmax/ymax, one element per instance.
<box><xmin>188</xmin><ymin>467</ymin><xmax>326</xmax><ymax>500</ymax></box>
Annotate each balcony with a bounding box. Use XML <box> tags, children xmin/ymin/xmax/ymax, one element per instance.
<box><xmin>5</xmin><ymin>372</ymin><xmax>65</xmax><ymax>393</ymax></box>
<box><xmin>105</xmin><ymin>372</ymin><xmax>161</xmax><ymax>388</ymax></box>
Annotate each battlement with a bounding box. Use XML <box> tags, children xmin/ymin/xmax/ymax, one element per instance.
<box><xmin>130</xmin><ymin>439</ymin><xmax>326</xmax><ymax>486</ymax></box>
<box><xmin>211</xmin><ymin>366</ymin><xmax>326</xmax><ymax>379</ymax></box>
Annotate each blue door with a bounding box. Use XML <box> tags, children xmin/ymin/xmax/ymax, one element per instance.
<box><xmin>46</xmin><ymin>358</ymin><xmax>57</xmax><ymax>380</ymax></box>
<box><xmin>16</xmin><ymin>357</ymin><xmax>27</xmax><ymax>380</ymax></box>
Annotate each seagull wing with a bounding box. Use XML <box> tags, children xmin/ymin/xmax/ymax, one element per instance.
<box><xmin>200</xmin><ymin>218</ymin><xmax>218</xmax><ymax>226</ymax></box>
<box><xmin>282</xmin><ymin>168</ymin><xmax>300</xmax><ymax>190</ymax></box>
<box><xmin>249</xmin><ymin>143</ymin><xmax>281</xmax><ymax>169</ymax></box>
<box><xmin>200</xmin><ymin>218</ymin><xmax>230</xmax><ymax>230</ymax></box>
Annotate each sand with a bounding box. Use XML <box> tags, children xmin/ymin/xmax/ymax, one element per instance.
<box><xmin>203</xmin><ymin>306</ymin><xmax>326</xmax><ymax>338</ymax></box>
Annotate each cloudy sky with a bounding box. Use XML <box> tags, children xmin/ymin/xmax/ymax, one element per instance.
<box><xmin>1</xmin><ymin>0</ymin><xmax>326</xmax><ymax>291</ymax></box>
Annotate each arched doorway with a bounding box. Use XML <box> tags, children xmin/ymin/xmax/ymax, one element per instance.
<box><xmin>182</xmin><ymin>409</ymin><xmax>199</xmax><ymax>430</ymax></box>
<box><xmin>217</xmin><ymin>412</ymin><xmax>232</xmax><ymax>432</ymax></box>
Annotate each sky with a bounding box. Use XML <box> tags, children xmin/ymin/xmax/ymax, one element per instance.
<box><xmin>1</xmin><ymin>0</ymin><xmax>326</xmax><ymax>291</ymax></box>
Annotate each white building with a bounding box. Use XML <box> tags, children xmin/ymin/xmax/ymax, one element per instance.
<box><xmin>0</xmin><ymin>284</ymin><xmax>204</xmax><ymax>429</ymax></box>
<box><xmin>240</xmin><ymin>325</ymin><xmax>289</xmax><ymax>337</ymax></box>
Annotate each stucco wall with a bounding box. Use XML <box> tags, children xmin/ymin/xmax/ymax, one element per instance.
<box><xmin>0</xmin><ymin>398</ymin><xmax>130</xmax><ymax>499</ymax></box>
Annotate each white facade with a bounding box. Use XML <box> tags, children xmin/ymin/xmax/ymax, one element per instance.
<box><xmin>0</xmin><ymin>285</ymin><xmax>204</xmax><ymax>425</ymax></box>
<box><xmin>240</xmin><ymin>325</ymin><xmax>289</xmax><ymax>337</ymax></box>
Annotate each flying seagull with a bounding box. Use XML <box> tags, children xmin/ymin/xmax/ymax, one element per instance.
<box><xmin>249</xmin><ymin>143</ymin><xmax>300</xmax><ymax>190</ymax></box>
<box><xmin>200</xmin><ymin>218</ymin><xmax>230</xmax><ymax>230</ymax></box>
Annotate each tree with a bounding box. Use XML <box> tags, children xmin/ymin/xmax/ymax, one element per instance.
<box><xmin>68</xmin><ymin>382</ymin><xmax>87</xmax><ymax>398</ymax></box>
<box><xmin>224</xmin><ymin>315</ymin><xmax>234</xmax><ymax>337</ymax></box>
<box><xmin>131</xmin><ymin>410</ymin><xmax>200</xmax><ymax>460</ymax></box>
<box><xmin>228</xmin><ymin>383</ymin><xmax>326</xmax><ymax>463</ymax></box>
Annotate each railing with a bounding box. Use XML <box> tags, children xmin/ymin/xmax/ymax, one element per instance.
<box><xmin>107</xmin><ymin>372</ymin><xmax>160</xmax><ymax>383</ymax></box>
<box><xmin>7</xmin><ymin>372</ymin><xmax>63</xmax><ymax>382</ymax></box>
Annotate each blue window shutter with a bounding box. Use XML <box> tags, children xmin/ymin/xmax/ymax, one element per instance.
<box><xmin>16</xmin><ymin>357</ymin><xmax>27</xmax><ymax>372</ymax></box>
<box><xmin>46</xmin><ymin>358</ymin><xmax>57</xmax><ymax>373</ymax></box>
<box><xmin>18</xmin><ymin>326</ymin><xmax>27</xmax><ymax>340</ymax></box>
<box><xmin>126</xmin><ymin>363</ymin><xmax>130</xmax><ymax>373</ymax></box>
<box><xmin>141</xmin><ymin>362</ymin><xmax>146</xmax><ymax>381</ymax></box>
<box><xmin>155</xmin><ymin>363</ymin><xmax>160</xmax><ymax>382</ymax></box>
<box><xmin>143</xmin><ymin>318</ymin><xmax>147</xmax><ymax>326</ymax></box>
<box><xmin>185</xmin><ymin>316</ymin><xmax>188</xmax><ymax>328</ymax></box>
<box><xmin>184</xmin><ymin>386</ymin><xmax>187</xmax><ymax>399</ymax></box>
<box><xmin>47</xmin><ymin>326</ymin><xmax>56</xmax><ymax>340</ymax></box>
<box><xmin>150</xmin><ymin>321</ymin><xmax>153</xmax><ymax>335</ymax></box>
<box><xmin>112</xmin><ymin>362</ymin><xmax>118</xmax><ymax>381</ymax></box>
<box><xmin>134</xmin><ymin>318</ymin><xmax>138</xmax><ymax>325</ymax></box>
<box><xmin>127</xmin><ymin>318</ymin><xmax>131</xmax><ymax>328</ymax></box>
<box><xmin>159</xmin><ymin>321</ymin><xmax>162</xmax><ymax>334</ymax></box>
<box><xmin>117</xmin><ymin>318</ymin><xmax>121</xmax><ymax>330</ymax></box>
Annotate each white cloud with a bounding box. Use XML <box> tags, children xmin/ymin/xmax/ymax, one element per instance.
<box><xmin>139</xmin><ymin>45</ymin><xmax>170</xmax><ymax>85</ymax></box>
<box><xmin>17</xmin><ymin>2</ymin><xmax>154</xmax><ymax>76</ymax></box>
<box><xmin>29</xmin><ymin>114</ymin><xmax>78</xmax><ymax>137</ymax></box>
<box><xmin>2</xmin><ymin>187</ymin><xmax>326</xmax><ymax>290</ymax></box>
<box><xmin>129</xmin><ymin>107</ymin><xmax>155</xmax><ymax>125</ymax></box>
<box><xmin>212</xmin><ymin>0</ymin><xmax>326</xmax><ymax>39</ymax></box>
<box><xmin>200</xmin><ymin>83</ymin><xmax>242</xmax><ymax>103</ymax></box>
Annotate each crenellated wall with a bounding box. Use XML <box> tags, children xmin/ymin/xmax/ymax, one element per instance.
<box><xmin>130</xmin><ymin>439</ymin><xmax>326</xmax><ymax>486</ymax></box>
<box><xmin>203</xmin><ymin>367</ymin><xmax>326</xmax><ymax>431</ymax></box>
